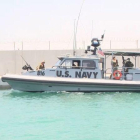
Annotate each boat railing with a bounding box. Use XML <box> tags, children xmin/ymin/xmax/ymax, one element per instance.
<box><xmin>104</xmin><ymin>66</ymin><xmax>137</xmax><ymax>80</ymax></box>
<box><xmin>52</xmin><ymin>65</ymin><xmax>97</xmax><ymax>69</ymax></box>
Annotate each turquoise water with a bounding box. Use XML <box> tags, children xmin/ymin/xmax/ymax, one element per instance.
<box><xmin>0</xmin><ymin>90</ymin><xmax>140</xmax><ymax>140</ymax></box>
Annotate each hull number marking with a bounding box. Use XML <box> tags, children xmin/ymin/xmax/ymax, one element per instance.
<box><xmin>37</xmin><ymin>71</ymin><xmax>45</xmax><ymax>76</ymax></box>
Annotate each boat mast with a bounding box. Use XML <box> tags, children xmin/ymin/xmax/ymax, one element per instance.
<box><xmin>73</xmin><ymin>19</ymin><xmax>76</xmax><ymax>56</ymax></box>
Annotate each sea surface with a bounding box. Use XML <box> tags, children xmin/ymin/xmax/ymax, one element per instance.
<box><xmin>0</xmin><ymin>90</ymin><xmax>140</xmax><ymax>140</ymax></box>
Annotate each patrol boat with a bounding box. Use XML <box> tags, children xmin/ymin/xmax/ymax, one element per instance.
<box><xmin>2</xmin><ymin>37</ymin><xmax>140</xmax><ymax>92</ymax></box>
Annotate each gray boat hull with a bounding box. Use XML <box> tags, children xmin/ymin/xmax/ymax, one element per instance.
<box><xmin>2</xmin><ymin>74</ymin><xmax>140</xmax><ymax>92</ymax></box>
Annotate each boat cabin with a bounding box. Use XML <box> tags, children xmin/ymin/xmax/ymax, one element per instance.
<box><xmin>23</xmin><ymin>55</ymin><xmax>103</xmax><ymax>79</ymax></box>
<box><xmin>53</xmin><ymin>55</ymin><xmax>103</xmax><ymax>79</ymax></box>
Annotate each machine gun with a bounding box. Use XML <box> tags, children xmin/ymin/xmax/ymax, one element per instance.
<box><xmin>21</xmin><ymin>55</ymin><xmax>33</xmax><ymax>71</ymax></box>
<box><xmin>122</xmin><ymin>56</ymin><xmax>126</xmax><ymax>67</ymax></box>
<box><xmin>85</xmin><ymin>32</ymin><xmax>105</xmax><ymax>55</ymax></box>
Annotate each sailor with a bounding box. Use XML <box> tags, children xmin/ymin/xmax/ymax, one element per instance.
<box><xmin>110</xmin><ymin>56</ymin><xmax>119</xmax><ymax>79</ymax></box>
<box><xmin>125</xmin><ymin>58</ymin><xmax>134</xmax><ymax>72</ymax></box>
<box><xmin>72</xmin><ymin>62</ymin><xmax>76</xmax><ymax>67</ymax></box>
<box><xmin>36</xmin><ymin>61</ymin><xmax>45</xmax><ymax>70</ymax></box>
<box><xmin>111</xmin><ymin>56</ymin><xmax>118</xmax><ymax>71</ymax></box>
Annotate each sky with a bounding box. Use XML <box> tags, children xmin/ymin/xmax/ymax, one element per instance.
<box><xmin>0</xmin><ymin>0</ymin><xmax>140</xmax><ymax>50</ymax></box>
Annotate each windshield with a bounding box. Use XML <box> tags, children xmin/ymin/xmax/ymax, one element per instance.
<box><xmin>54</xmin><ymin>60</ymin><xmax>61</xmax><ymax>66</ymax></box>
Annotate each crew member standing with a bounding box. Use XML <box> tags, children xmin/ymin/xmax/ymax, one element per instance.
<box><xmin>36</xmin><ymin>61</ymin><xmax>45</xmax><ymax>70</ymax></box>
<box><xmin>110</xmin><ymin>56</ymin><xmax>118</xmax><ymax>79</ymax></box>
<box><xmin>125</xmin><ymin>58</ymin><xmax>134</xmax><ymax>72</ymax></box>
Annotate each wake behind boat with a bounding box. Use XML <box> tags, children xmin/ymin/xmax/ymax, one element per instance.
<box><xmin>2</xmin><ymin>36</ymin><xmax>140</xmax><ymax>92</ymax></box>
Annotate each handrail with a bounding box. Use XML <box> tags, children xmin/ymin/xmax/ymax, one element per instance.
<box><xmin>104</xmin><ymin>67</ymin><xmax>137</xmax><ymax>80</ymax></box>
<box><xmin>52</xmin><ymin>65</ymin><xmax>97</xmax><ymax>69</ymax></box>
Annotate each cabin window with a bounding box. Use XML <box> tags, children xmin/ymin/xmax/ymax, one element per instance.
<box><xmin>82</xmin><ymin>60</ymin><xmax>96</xmax><ymax>69</ymax></box>
<box><xmin>61</xmin><ymin>60</ymin><xmax>72</xmax><ymax>68</ymax></box>
<box><xmin>72</xmin><ymin>60</ymin><xmax>81</xmax><ymax>69</ymax></box>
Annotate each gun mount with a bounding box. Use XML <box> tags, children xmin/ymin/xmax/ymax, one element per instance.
<box><xmin>85</xmin><ymin>34</ymin><xmax>104</xmax><ymax>55</ymax></box>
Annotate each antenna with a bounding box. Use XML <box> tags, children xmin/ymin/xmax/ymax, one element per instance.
<box><xmin>91</xmin><ymin>20</ymin><xmax>93</xmax><ymax>39</ymax></box>
<box><xmin>73</xmin><ymin>19</ymin><xmax>76</xmax><ymax>56</ymax></box>
<box><xmin>73</xmin><ymin>0</ymin><xmax>85</xmax><ymax>55</ymax></box>
<box><xmin>101</xmin><ymin>30</ymin><xmax>105</xmax><ymax>40</ymax></box>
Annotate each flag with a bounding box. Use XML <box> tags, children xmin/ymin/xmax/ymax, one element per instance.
<box><xmin>97</xmin><ymin>47</ymin><xmax>104</xmax><ymax>56</ymax></box>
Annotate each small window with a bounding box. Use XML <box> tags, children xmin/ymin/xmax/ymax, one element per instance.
<box><xmin>72</xmin><ymin>60</ymin><xmax>81</xmax><ymax>69</ymax></box>
<box><xmin>82</xmin><ymin>60</ymin><xmax>96</xmax><ymax>69</ymax></box>
<box><xmin>61</xmin><ymin>60</ymin><xmax>72</xmax><ymax>68</ymax></box>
